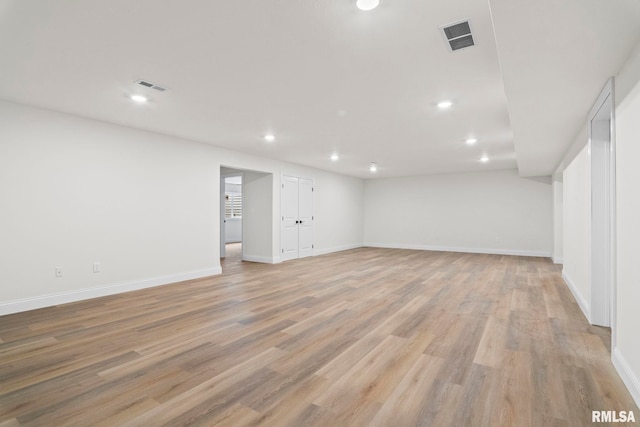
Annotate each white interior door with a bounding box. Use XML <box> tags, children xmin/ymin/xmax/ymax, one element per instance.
<box><xmin>298</xmin><ymin>177</ymin><xmax>314</xmax><ymax>258</ymax></box>
<box><xmin>281</xmin><ymin>176</ymin><xmax>300</xmax><ymax>261</ymax></box>
<box><xmin>220</xmin><ymin>175</ymin><xmax>226</xmax><ymax>258</ymax></box>
<box><xmin>281</xmin><ymin>175</ymin><xmax>314</xmax><ymax>261</ymax></box>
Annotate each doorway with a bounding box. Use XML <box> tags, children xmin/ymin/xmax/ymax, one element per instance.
<box><xmin>588</xmin><ymin>78</ymin><xmax>615</xmax><ymax>331</ymax></box>
<box><xmin>220</xmin><ymin>172</ymin><xmax>243</xmax><ymax>261</ymax></box>
<box><xmin>219</xmin><ymin>166</ymin><xmax>274</xmax><ymax>269</ymax></box>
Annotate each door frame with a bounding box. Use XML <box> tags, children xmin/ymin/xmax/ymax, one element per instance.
<box><xmin>587</xmin><ymin>78</ymin><xmax>616</xmax><ymax>334</ymax></box>
<box><xmin>220</xmin><ymin>172</ymin><xmax>244</xmax><ymax>259</ymax></box>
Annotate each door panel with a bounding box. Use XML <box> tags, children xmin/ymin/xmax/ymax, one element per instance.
<box><xmin>282</xmin><ymin>224</ymin><xmax>299</xmax><ymax>261</ymax></box>
<box><xmin>281</xmin><ymin>176</ymin><xmax>299</xmax><ymax>261</ymax></box>
<box><xmin>298</xmin><ymin>178</ymin><xmax>314</xmax><ymax>258</ymax></box>
<box><xmin>220</xmin><ymin>175</ymin><xmax>226</xmax><ymax>258</ymax></box>
<box><xmin>282</xmin><ymin>176</ymin><xmax>299</xmax><ymax>221</ymax></box>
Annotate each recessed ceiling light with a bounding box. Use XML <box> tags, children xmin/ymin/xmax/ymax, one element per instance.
<box><xmin>369</xmin><ymin>162</ymin><xmax>378</xmax><ymax>172</ymax></box>
<box><xmin>264</xmin><ymin>134</ymin><xmax>276</xmax><ymax>142</ymax></box>
<box><xmin>357</xmin><ymin>0</ymin><xmax>380</xmax><ymax>11</ymax></box>
<box><xmin>437</xmin><ymin>100</ymin><xmax>453</xmax><ymax>109</ymax></box>
<box><xmin>480</xmin><ymin>155</ymin><xmax>489</xmax><ymax>162</ymax></box>
<box><xmin>130</xmin><ymin>94</ymin><xmax>148</xmax><ymax>103</ymax></box>
<box><xmin>330</xmin><ymin>153</ymin><xmax>339</xmax><ymax>161</ymax></box>
<box><xmin>466</xmin><ymin>138</ymin><xmax>477</xmax><ymax>145</ymax></box>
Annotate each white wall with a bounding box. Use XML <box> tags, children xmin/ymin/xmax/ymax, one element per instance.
<box><xmin>562</xmin><ymin>144</ymin><xmax>590</xmax><ymax>317</ymax></box>
<box><xmin>612</xmin><ymin>41</ymin><xmax>640</xmax><ymax>407</ymax></box>
<box><xmin>552</xmin><ymin>178</ymin><xmax>563</xmax><ymax>264</ymax></box>
<box><xmin>243</xmin><ymin>171</ymin><xmax>273</xmax><ymax>262</ymax></box>
<box><xmin>0</xmin><ymin>100</ymin><xmax>221</xmax><ymax>311</ymax></box>
<box><xmin>363</xmin><ymin>169</ymin><xmax>552</xmax><ymax>256</ymax></box>
<box><xmin>312</xmin><ymin>172</ymin><xmax>365</xmax><ymax>255</ymax></box>
<box><xmin>0</xmin><ymin>100</ymin><xmax>365</xmax><ymax>314</ymax></box>
<box><xmin>556</xmin><ymin>41</ymin><xmax>640</xmax><ymax>407</ymax></box>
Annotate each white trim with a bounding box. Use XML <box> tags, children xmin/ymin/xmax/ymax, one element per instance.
<box><xmin>242</xmin><ymin>254</ymin><xmax>279</xmax><ymax>264</ymax></box>
<box><xmin>552</xmin><ymin>257</ymin><xmax>564</xmax><ymax>264</ymax></box>
<box><xmin>609</xmin><ymin>78</ymin><xmax>618</xmax><ymax>347</ymax></box>
<box><xmin>314</xmin><ymin>243</ymin><xmax>364</xmax><ymax>256</ymax></box>
<box><xmin>363</xmin><ymin>242</ymin><xmax>550</xmax><ymax>258</ymax></box>
<box><xmin>612</xmin><ymin>347</ymin><xmax>640</xmax><ymax>408</ymax></box>
<box><xmin>0</xmin><ymin>267</ymin><xmax>221</xmax><ymax>316</ymax></box>
<box><xmin>587</xmin><ymin>77</ymin><xmax>615</xmax><ymax>328</ymax></box>
<box><xmin>220</xmin><ymin>171</ymin><xmax>245</xmax><ymax>258</ymax></box>
<box><xmin>588</xmin><ymin>78</ymin><xmax>615</xmax><ymax>118</ymax></box>
<box><xmin>561</xmin><ymin>270</ymin><xmax>590</xmax><ymax>321</ymax></box>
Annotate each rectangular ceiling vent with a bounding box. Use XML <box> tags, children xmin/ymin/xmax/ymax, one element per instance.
<box><xmin>439</xmin><ymin>19</ymin><xmax>474</xmax><ymax>52</ymax></box>
<box><xmin>135</xmin><ymin>80</ymin><xmax>167</xmax><ymax>92</ymax></box>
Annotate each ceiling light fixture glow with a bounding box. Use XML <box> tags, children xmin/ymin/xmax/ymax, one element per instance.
<box><xmin>466</xmin><ymin>138</ymin><xmax>477</xmax><ymax>145</ymax></box>
<box><xmin>330</xmin><ymin>153</ymin><xmax>339</xmax><ymax>161</ymax></box>
<box><xmin>437</xmin><ymin>100</ymin><xmax>453</xmax><ymax>109</ymax></box>
<box><xmin>264</xmin><ymin>134</ymin><xmax>276</xmax><ymax>142</ymax></box>
<box><xmin>356</xmin><ymin>0</ymin><xmax>380</xmax><ymax>11</ymax></box>
<box><xmin>369</xmin><ymin>162</ymin><xmax>378</xmax><ymax>172</ymax></box>
<box><xmin>130</xmin><ymin>94</ymin><xmax>148</xmax><ymax>103</ymax></box>
<box><xmin>480</xmin><ymin>155</ymin><xmax>489</xmax><ymax>163</ymax></box>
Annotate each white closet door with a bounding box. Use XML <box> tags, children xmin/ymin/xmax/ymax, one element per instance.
<box><xmin>281</xmin><ymin>176</ymin><xmax>300</xmax><ymax>261</ymax></box>
<box><xmin>298</xmin><ymin>177</ymin><xmax>314</xmax><ymax>258</ymax></box>
<box><xmin>281</xmin><ymin>175</ymin><xmax>314</xmax><ymax>261</ymax></box>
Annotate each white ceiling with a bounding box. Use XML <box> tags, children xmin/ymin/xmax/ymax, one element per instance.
<box><xmin>490</xmin><ymin>0</ymin><xmax>640</xmax><ymax>176</ymax></box>
<box><xmin>0</xmin><ymin>0</ymin><xmax>639</xmax><ymax>179</ymax></box>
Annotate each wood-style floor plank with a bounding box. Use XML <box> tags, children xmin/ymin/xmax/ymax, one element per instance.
<box><xmin>1</xmin><ymin>244</ymin><xmax>638</xmax><ymax>426</ymax></box>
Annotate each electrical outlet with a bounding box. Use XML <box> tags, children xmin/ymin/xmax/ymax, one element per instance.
<box><xmin>55</xmin><ymin>267</ymin><xmax>63</xmax><ymax>277</ymax></box>
<box><xmin>93</xmin><ymin>262</ymin><xmax>101</xmax><ymax>273</ymax></box>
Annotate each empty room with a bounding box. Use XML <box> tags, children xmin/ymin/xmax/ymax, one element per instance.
<box><xmin>2</xmin><ymin>0</ymin><xmax>640</xmax><ymax>426</ymax></box>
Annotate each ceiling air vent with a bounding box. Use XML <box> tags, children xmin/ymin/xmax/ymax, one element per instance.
<box><xmin>439</xmin><ymin>19</ymin><xmax>474</xmax><ymax>52</ymax></box>
<box><xmin>135</xmin><ymin>80</ymin><xmax>167</xmax><ymax>92</ymax></box>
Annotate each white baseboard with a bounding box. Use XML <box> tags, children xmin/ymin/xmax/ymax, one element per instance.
<box><xmin>242</xmin><ymin>255</ymin><xmax>278</xmax><ymax>264</ymax></box>
<box><xmin>314</xmin><ymin>243</ymin><xmax>364</xmax><ymax>256</ymax></box>
<box><xmin>0</xmin><ymin>266</ymin><xmax>221</xmax><ymax>316</ymax></box>
<box><xmin>363</xmin><ymin>242</ymin><xmax>550</xmax><ymax>258</ymax></box>
<box><xmin>561</xmin><ymin>270</ymin><xmax>590</xmax><ymax>321</ymax></box>
<box><xmin>612</xmin><ymin>347</ymin><xmax>640</xmax><ymax>409</ymax></box>
<box><xmin>553</xmin><ymin>257</ymin><xmax>564</xmax><ymax>264</ymax></box>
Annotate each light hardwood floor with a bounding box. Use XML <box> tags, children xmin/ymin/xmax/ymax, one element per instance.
<box><xmin>1</xmin><ymin>246</ymin><xmax>638</xmax><ymax>426</ymax></box>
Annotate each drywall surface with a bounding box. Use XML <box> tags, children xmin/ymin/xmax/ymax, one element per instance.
<box><xmin>553</xmin><ymin>179</ymin><xmax>564</xmax><ymax>263</ymax></box>
<box><xmin>363</xmin><ymin>169</ymin><xmax>552</xmax><ymax>256</ymax></box>
<box><xmin>562</xmin><ymin>143</ymin><xmax>590</xmax><ymax>315</ymax></box>
<box><xmin>0</xmin><ymin>100</ymin><xmax>364</xmax><ymax>313</ymax></box>
<box><xmin>0</xmin><ymin>100</ymin><xmax>220</xmax><ymax>310</ymax></box>
<box><xmin>243</xmin><ymin>171</ymin><xmax>273</xmax><ymax>262</ymax></box>
<box><xmin>613</xmin><ymin>42</ymin><xmax>640</xmax><ymax>407</ymax></box>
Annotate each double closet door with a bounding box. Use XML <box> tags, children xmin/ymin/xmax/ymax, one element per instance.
<box><xmin>281</xmin><ymin>175</ymin><xmax>314</xmax><ymax>261</ymax></box>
